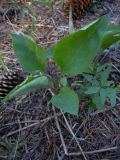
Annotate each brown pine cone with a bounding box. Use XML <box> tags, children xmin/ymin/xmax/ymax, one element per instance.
<box><xmin>64</xmin><ymin>0</ymin><xmax>92</xmax><ymax>20</ymax></box>
<box><xmin>0</xmin><ymin>70</ymin><xmax>24</xmax><ymax>100</ymax></box>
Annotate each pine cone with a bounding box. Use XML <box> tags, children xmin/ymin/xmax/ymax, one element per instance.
<box><xmin>64</xmin><ymin>0</ymin><xmax>92</xmax><ymax>20</ymax></box>
<box><xmin>0</xmin><ymin>70</ymin><xmax>24</xmax><ymax>100</ymax></box>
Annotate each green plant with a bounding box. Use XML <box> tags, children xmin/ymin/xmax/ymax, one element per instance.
<box><xmin>0</xmin><ymin>138</ymin><xmax>25</xmax><ymax>160</ymax></box>
<box><xmin>0</xmin><ymin>1</ymin><xmax>37</xmax><ymax>30</ymax></box>
<box><xmin>38</xmin><ymin>0</ymin><xmax>53</xmax><ymax>5</ymax></box>
<box><xmin>2</xmin><ymin>15</ymin><xmax>120</xmax><ymax>115</ymax></box>
<box><xmin>90</xmin><ymin>0</ymin><xmax>102</xmax><ymax>13</ymax></box>
<box><xmin>72</xmin><ymin>63</ymin><xmax>117</xmax><ymax>112</ymax></box>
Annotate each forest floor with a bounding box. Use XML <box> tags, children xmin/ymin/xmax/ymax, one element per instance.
<box><xmin>0</xmin><ymin>0</ymin><xmax>120</xmax><ymax>160</ymax></box>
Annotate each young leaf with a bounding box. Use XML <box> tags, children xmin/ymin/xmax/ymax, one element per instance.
<box><xmin>3</xmin><ymin>76</ymin><xmax>52</xmax><ymax>102</ymax></box>
<box><xmin>88</xmin><ymin>102</ymin><xmax>96</xmax><ymax>113</ymax></box>
<box><xmin>100</xmin><ymin>88</ymin><xmax>107</xmax><ymax>108</ymax></box>
<box><xmin>96</xmin><ymin>63</ymin><xmax>109</xmax><ymax>73</ymax></box>
<box><xmin>92</xmin><ymin>94</ymin><xmax>101</xmax><ymax>109</ymax></box>
<box><xmin>53</xmin><ymin>15</ymin><xmax>109</xmax><ymax>76</ymax></box>
<box><xmin>82</xmin><ymin>73</ymin><xmax>94</xmax><ymax>82</ymax></box>
<box><xmin>82</xmin><ymin>73</ymin><xmax>99</xmax><ymax>86</ymax></box>
<box><xmin>11</xmin><ymin>33</ymin><xmax>47</xmax><ymax>73</ymax></box>
<box><xmin>51</xmin><ymin>87</ymin><xmax>79</xmax><ymax>115</ymax></box>
<box><xmin>59</xmin><ymin>77</ymin><xmax>68</xmax><ymax>87</ymax></box>
<box><xmin>100</xmin><ymin>65</ymin><xmax>111</xmax><ymax>86</ymax></box>
<box><xmin>106</xmin><ymin>88</ymin><xmax>116</xmax><ymax>107</ymax></box>
<box><xmin>85</xmin><ymin>86</ymin><xmax>100</xmax><ymax>95</ymax></box>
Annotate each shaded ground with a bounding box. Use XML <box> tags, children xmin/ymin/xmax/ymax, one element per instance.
<box><xmin>0</xmin><ymin>0</ymin><xmax>120</xmax><ymax>160</ymax></box>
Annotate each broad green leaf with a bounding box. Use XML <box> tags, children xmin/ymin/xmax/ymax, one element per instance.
<box><xmin>106</xmin><ymin>88</ymin><xmax>116</xmax><ymax>107</ymax></box>
<box><xmin>101</xmin><ymin>25</ymin><xmax>120</xmax><ymax>51</ymax></box>
<box><xmin>3</xmin><ymin>76</ymin><xmax>52</xmax><ymax>102</ymax></box>
<box><xmin>54</xmin><ymin>15</ymin><xmax>109</xmax><ymax>76</ymax></box>
<box><xmin>85</xmin><ymin>86</ymin><xmax>100</xmax><ymax>94</ymax></box>
<box><xmin>108</xmin><ymin>25</ymin><xmax>120</xmax><ymax>35</ymax></box>
<box><xmin>51</xmin><ymin>87</ymin><xmax>79</xmax><ymax>115</ymax></box>
<box><xmin>11</xmin><ymin>33</ymin><xmax>47</xmax><ymax>73</ymax></box>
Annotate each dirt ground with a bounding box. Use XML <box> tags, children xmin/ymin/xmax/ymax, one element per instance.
<box><xmin>0</xmin><ymin>0</ymin><xmax>120</xmax><ymax>160</ymax></box>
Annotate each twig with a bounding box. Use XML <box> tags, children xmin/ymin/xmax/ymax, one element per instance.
<box><xmin>4</xmin><ymin>113</ymin><xmax>62</xmax><ymax>137</ymax></box>
<box><xmin>68</xmin><ymin>146</ymin><xmax>119</xmax><ymax>156</ymax></box>
<box><xmin>49</xmin><ymin>89</ymin><xmax>68</xmax><ymax>155</ymax></box>
<box><xmin>6</xmin><ymin>122</ymin><xmax>39</xmax><ymax>137</ymax></box>
<box><xmin>68</xmin><ymin>118</ymin><xmax>88</xmax><ymax>147</ymax></box>
<box><xmin>52</xmin><ymin>106</ymin><xmax>68</xmax><ymax>155</ymax></box>
<box><xmin>62</xmin><ymin>111</ymin><xmax>88</xmax><ymax>160</ymax></box>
